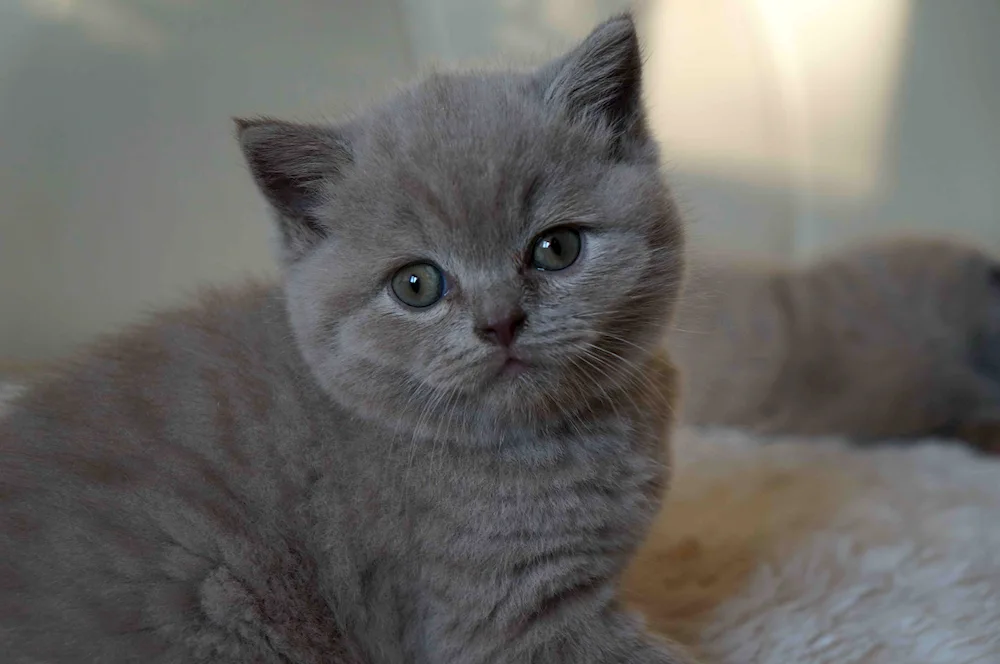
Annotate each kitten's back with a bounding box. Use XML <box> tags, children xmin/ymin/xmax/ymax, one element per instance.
<box><xmin>669</xmin><ymin>256</ymin><xmax>791</xmax><ymax>427</ymax></box>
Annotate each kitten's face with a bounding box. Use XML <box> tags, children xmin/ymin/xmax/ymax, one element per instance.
<box><xmin>239</xmin><ymin>16</ymin><xmax>684</xmax><ymax>441</ymax></box>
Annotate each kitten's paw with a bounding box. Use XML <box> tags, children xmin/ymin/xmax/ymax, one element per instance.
<box><xmin>957</xmin><ymin>422</ymin><xmax>1000</xmax><ymax>454</ymax></box>
<box><xmin>562</xmin><ymin>610</ymin><xmax>702</xmax><ymax>664</ymax></box>
<box><xmin>644</xmin><ymin>638</ymin><xmax>702</xmax><ymax>664</ymax></box>
<box><xmin>607</xmin><ymin>625</ymin><xmax>701</xmax><ymax>664</ymax></box>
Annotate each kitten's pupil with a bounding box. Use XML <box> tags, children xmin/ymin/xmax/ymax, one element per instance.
<box><xmin>407</xmin><ymin>274</ymin><xmax>421</xmax><ymax>294</ymax></box>
<box><xmin>544</xmin><ymin>237</ymin><xmax>562</xmax><ymax>257</ymax></box>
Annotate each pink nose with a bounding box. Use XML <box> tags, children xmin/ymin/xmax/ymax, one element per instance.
<box><xmin>479</xmin><ymin>310</ymin><xmax>526</xmax><ymax>347</ymax></box>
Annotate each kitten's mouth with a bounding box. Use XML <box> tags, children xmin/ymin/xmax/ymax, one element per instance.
<box><xmin>499</xmin><ymin>356</ymin><xmax>529</xmax><ymax>377</ymax></box>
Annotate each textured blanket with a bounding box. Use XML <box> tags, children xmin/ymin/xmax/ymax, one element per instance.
<box><xmin>624</xmin><ymin>428</ymin><xmax>1000</xmax><ymax>663</ymax></box>
<box><xmin>0</xmin><ymin>382</ymin><xmax>23</xmax><ymax>416</ymax></box>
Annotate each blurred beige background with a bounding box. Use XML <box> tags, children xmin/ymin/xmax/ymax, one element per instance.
<box><xmin>1</xmin><ymin>0</ymin><xmax>998</xmax><ymax>362</ymax></box>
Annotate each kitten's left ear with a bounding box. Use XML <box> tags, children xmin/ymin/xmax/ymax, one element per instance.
<box><xmin>235</xmin><ymin>117</ymin><xmax>353</xmax><ymax>262</ymax></box>
<box><xmin>538</xmin><ymin>13</ymin><xmax>648</xmax><ymax>154</ymax></box>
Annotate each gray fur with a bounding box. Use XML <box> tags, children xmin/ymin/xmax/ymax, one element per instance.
<box><xmin>671</xmin><ymin>237</ymin><xmax>1000</xmax><ymax>449</ymax></box>
<box><xmin>0</xmin><ymin>14</ymin><xmax>693</xmax><ymax>663</ymax></box>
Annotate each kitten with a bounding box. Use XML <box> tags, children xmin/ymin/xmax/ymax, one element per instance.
<box><xmin>670</xmin><ymin>237</ymin><xmax>1000</xmax><ymax>450</ymax></box>
<box><xmin>0</xmin><ymin>15</ymin><xmax>696</xmax><ymax>664</ymax></box>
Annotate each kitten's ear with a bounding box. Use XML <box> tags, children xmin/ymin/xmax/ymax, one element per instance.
<box><xmin>235</xmin><ymin>117</ymin><xmax>352</xmax><ymax>262</ymax></box>
<box><xmin>537</xmin><ymin>13</ymin><xmax>648</xmax><ymax>154</ymax></box>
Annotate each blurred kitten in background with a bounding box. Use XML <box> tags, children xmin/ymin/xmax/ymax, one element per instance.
<box><xmin>670</xmin><ymin>237</ymin><xmax>1000</xmax><ymax>451</ymax></box>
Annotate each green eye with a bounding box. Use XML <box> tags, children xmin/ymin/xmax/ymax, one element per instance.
<box><xmin>531</xmin><ymin>227</ymin><xmax>582</xmax><ymax>271</ymax></box>
<box><xmin>391</xmin><ymin>263</ymin><xmax>445</xmax><ymax>308</ymax></box>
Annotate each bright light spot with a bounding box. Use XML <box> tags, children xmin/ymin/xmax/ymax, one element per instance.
<box><xmin>643</xmin><ymin>0</ymin><xmax>910</xmax><ymax>197</ymax></box>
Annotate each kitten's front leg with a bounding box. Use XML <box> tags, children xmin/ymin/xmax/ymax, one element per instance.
<box><xmin>525</xmin><ymin>607</ymin><xmax>698</xmax><ymax>664</ymax></box>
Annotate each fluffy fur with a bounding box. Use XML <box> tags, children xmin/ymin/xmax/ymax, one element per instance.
<box><xmin>670</xmin><ymin>238</ymin><xmax>1000</xmax><ymax>449</ymax></box>
<box><xmin>5</xmin><ymin>393</ymin><xmax>1000</xmax><ymax>663</ymax></box>
<box><xmin>0</xmin><ymin>15</ymin><xmax>695</xmax><ymax>664</ymax></box>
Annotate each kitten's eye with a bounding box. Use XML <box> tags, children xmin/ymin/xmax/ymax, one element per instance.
<box><xmin>531</xmin><ymin>227</ymin><xmax>582</xmax><ymax>271</ymax></box>
<box><xmin>391</xmin><ymin>263</ymin><xmax>446</xmax><ymax>308</ymax></box>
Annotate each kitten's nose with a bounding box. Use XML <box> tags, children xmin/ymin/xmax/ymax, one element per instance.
<box><xmin>478</xmin><ymin>309</ymin><xmax>526</xmax><ymax>347</ymax></box>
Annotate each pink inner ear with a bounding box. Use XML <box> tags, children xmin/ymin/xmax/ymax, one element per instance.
<box><xmin>237</xmin><ymin>119</ymin><xmax>352</xmax><ymax>218</ymax></box>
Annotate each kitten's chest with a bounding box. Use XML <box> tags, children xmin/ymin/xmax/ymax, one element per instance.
<box><xmin>411</xmin><ymin>432</ymin><xmax>667</xmax><ymax>569</ymax></box>
<box><xmin>393</xmin><ymin>433</ymin><xmax>667</xmax><ymax>659</ymax></box>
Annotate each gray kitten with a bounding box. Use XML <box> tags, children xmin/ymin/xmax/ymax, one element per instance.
<box><xmin>0</xmin><ymin>15</ymin><xmax>695</xmax><ymax>664</ymax></box>
<box><xmin>671</xmin><ymin>237</ymin><xmax>1000</xmax><ymax>450</ymax></box>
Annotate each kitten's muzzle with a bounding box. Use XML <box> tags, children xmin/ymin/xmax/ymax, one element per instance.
<box><xmin>477</xmin><ymin>308</ymin><xmax>526</xmax><ymax>348</ymax></box>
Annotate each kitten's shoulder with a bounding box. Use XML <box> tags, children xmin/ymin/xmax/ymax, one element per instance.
<box><xmin>4</xmin><ymin>281</ymin><xmax>304</xmax><ymax>424</ymax></box>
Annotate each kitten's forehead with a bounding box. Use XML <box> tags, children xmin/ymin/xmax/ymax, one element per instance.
<box><xmin>382</xmin><ymin>73</ymin><xmax>544</xmax><ymax>150</ymax></box>
<box><xmin>354</xmin><ymin>73</ymin><xmax>599</xmax><ymax>256</ymax></box>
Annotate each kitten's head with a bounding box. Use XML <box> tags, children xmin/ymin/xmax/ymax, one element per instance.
<box><xmin>237</xmin><ymin>14</ymin><xmax>684</xmax><ymax>442</ymax></box>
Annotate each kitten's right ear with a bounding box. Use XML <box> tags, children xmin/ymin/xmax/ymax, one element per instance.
<box><xmin>535</xmin><ymin>13</ymin><xmax>648</xmax><ymax>155</ymax></box>
<box><xmin>235</xmin><ymin>117</ymin><xmax>353</xmax><ymax>262</ymax></box>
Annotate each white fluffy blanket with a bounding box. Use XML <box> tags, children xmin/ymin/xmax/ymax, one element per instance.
<box><xmin>2</xmin><ymin>386</ymin><xmax>997</xmax><ymax>662</ymax></box>
<box><xmin>0</xmin><ymin>382</ymin><xmax>23</xmax><ymax>416</ymax></box>
<box><xmin>625</xmin><ymin>428</ymin><xmax>1000</xmax><ymax>663</ymax></box>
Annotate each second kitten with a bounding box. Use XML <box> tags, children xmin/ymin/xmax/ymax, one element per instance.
<box><xmin>671</xmin><ymin>237</ymin><xmax>1000</xmax><ymax>449</ymax></box>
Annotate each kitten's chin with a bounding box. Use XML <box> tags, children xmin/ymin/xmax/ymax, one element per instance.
<box><xmin>499</xmin><ymin>357</ymin><xmax>529</xmax><ymax>377</ymax></box>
